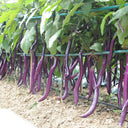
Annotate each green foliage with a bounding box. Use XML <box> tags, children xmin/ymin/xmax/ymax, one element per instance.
<box><xmin>114</xmin><ymin>15</ymin><xmax>128</xmax><ymax>45</ymax></box>
<box><xmin>20</xmin><ymin>27</ymin><xmax>36</xmax><ymax>54</ymax></box>
<box><xmin>62</xmin><ymin>3</ymin><xmax>84</xmax><ymax>28</ymax></box>
<box><xmin>47</xmin><ymin>29</ymin><xmax>62</xmax><ymax>55</ymax></box>
<box><xmin>109</xmin><ymin>5</ymin><xmax>128</xmax><ymax>24</ymax></box>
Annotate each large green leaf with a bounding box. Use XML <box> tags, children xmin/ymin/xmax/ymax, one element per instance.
<box><xmin>47</xmin><ymin>29</ymin><xmax>62</xmax><ymax>55</ymax></box>
<box><xmin>62</xmin><ymin>3</ymin><xmax>84</xmax><ymax>28</ymax></box>
<box><xmin>109</xmin><ymin>5</ymin><xmax>128</xmax><ymax>24</ymax></box>
<box><xmin>20</xmin><ymin>27</ymin><xmax>36</xmax><ymax>54</ymax></box>
<box><xmin>40</xmin><ymin>7</ymin><xmax>52</xmax><ymax>34</ymax></box>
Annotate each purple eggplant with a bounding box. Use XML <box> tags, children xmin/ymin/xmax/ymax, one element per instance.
<box><xmin>74</xmin><ymin>51</ymin><xmax>83</xmax><ymax>106</ymax></box>
<box><xmin>38</xmin><ymin>57</ymin><xmax>57</xmax><ymax>102</ymax></box>
<box><xmin>118</xmin><ymin>59</ymin><xmax>124</xmax><ymax>108</ymax></box>
<box><xmin>65</xmin><ymin>37</ymin><xmax>72</xmax><ymax>78</ymax></box>
<box><xmin>80</xmin><ymin>67</ymin><xmax>99</xmax><ymax>118</ymax></box>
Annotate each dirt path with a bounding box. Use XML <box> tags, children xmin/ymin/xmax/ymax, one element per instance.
<box><xmin>0</xmin><ymin>80</ymin><xmax>128</xmax><ymax>128</ymax></box>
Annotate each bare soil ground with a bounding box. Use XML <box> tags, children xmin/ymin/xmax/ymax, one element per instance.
<box><xmin>0</xmin><ymin>79</ymin><xmax>128</xmax><ymax>128</ymax></box>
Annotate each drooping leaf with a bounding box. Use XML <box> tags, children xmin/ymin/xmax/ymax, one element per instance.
<box><xmin>100</xmin><ymin>11</ymin><xmax>114</xmax><ymax>35</ymax></box>
<box><xmin>20</xmin><ymin>27</ymin><xmax>36</xmax><ymax>54</ymax></box>
<box><xmin>109</xmin><ymin>5</ymin><xmax>128</xmax><ymax>24</ymax></box>
<box><xmin>62</xmin><ymin>3</ymin><xmax>84</xmax><ymax>28</ymax></box>
<box><xmin>47</xmin><ymin>29</ymin><xmax>62</xmax><ymax>55</ymax></box>
<box><xmin>40</xmin><ymin>7</ymin><xmax>52</xmax><ymax>34</ymax></box>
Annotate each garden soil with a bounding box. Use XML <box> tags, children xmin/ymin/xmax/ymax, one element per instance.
<box><xmin>0</xmin><ymin>80</ymin><xmax>128</xmax><ymax>128</ymax></box>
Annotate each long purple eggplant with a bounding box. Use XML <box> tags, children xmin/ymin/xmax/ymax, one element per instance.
<box><xmin>38</xmin><ymin>57</ymin><xmax>57</xmax><ymax>102</ymax></box>
<box><xmin>80</xmin><ymin>67</ymin><xmax>99</xmax><ymax>118</ymax></box>
<box><xmin>119</xmin><ymin>99</ymin><xmax>128</xmax><ymax>126</ymax></box>
<box><xmin>95</xmin><ymin>55</ymin><xmax>107</xmax><ymax>89</ymax></box>
<box><xmin>58</xmin><ymin>59</ymin><xmax>79</xmax><ymax>100</ymax></box>
<box><xmin>0</xmin><ymin>56</ymin><xmax>7</xmax><ymax>74</ymax></box>
<box><xmin>119</xmin><ymin>54</ymin><xmax>128</xmax><ymax>126</ymax></box>
<box><xmin>74</xmin><ymin>51</ymin><xmax>83</xmax><ymax>106</ymax></box>
<box><xmin>107</xmin><ymin>31</ymin><xmax>117</xmax><ymax>66</ymax></box>
<box><xmin>34</xmin><ymin>42</ymin><xmax>45</xmax><ymax>84</ymax></box>
<box><xmin>16</xmin><ymin>23</ymin><xmax>25</xmax><ymax>50</ymax></box>
<box><xmin>123</xmin><ymin>54</ymin><xmax>128</xmax><ymax>105</ymax></box>
<box><xmin>118</xmin><ymin>59</ymin><xmax>124</xmax><ymax>108</ymax></box>
<box><xmin>65</xmin><ymin>36</ymin><xmax>72</xmax><ymax>78</ymax></box>
<box><xmin>107</xmin><ymin>66</ymin><xmax>111</xmax><ymax>95</ymax></box>
<box><xmin>87</xmin><ymin>56</ymin><xmax>93</xmax><ymax>100</ymax></box>
<box><xmin>34</xmin><ymin>71</ymin><xmax>42</xmax><ymax>92</ymax></box>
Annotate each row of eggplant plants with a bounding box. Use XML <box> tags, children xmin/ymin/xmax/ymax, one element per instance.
<box><xmin>0</xmin><ymin>28</ymin><xmax>128</xmax><ymax>126</ymax></box>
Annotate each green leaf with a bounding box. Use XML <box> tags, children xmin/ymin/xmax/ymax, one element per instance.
<box><xmin>62</xmin><ymin>3</ymin><xmax>84</xmax><ymax>28</ymax></box>
<box><xmin>90</xmin><ymin>42</ymin><xmax>102</xmax><ymax>52</ymax></box>
<box><xmin>100</xmin><ymin>11</ymin><xmax>114</xmax><ymax>35</ymax></box>
<box><xmin>47</xmin><ymin>29</ymin><xmax>62</xmax><ymax>55</ymax></box>
<box><xmin>40</xmin><ymin>7</ymin><xmax>52</xmax><ymax>34</ymax></box>
<box><xmin>109</xmin><ymin>6</ymin><xmax>128</xmax><ymax>24</ymax></box>
<box><xmin>115</xmin><ymin>16</ymin><xmax>128</xmax><ymax>45</ymax></box>
<box><xmin>26</xmin><ymin>9</ymin><xmax>37</xmax><ymax>25</ymax></box>
<box><xmin>20</xmin><ymin>27</ymin><xmax>36</xmax><ymax>54</ymax></box>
